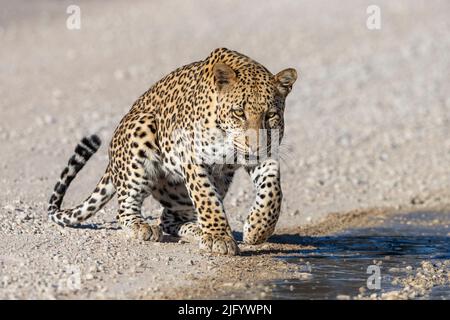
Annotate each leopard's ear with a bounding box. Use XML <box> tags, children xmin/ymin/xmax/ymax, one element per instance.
<box><xmin>274</xmin><ymin>68</ymin><xmax>297</xmax><ymax>97</ymax></box>
<box><xmin>213</xmin><ymin>62</ymin><xmax>237</xmax><ymax>92</ymax></box>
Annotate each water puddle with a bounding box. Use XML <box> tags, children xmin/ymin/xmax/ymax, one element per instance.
<box><xmin>239</xmin><ymin>211</ymin><xmax>450</xmax><ymax>299</ymax></box>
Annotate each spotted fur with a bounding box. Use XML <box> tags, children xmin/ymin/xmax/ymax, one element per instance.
<box><xmin>48</xmin><ymin>48</ymin><xmax>297</xmax><ymax>255</ymax></box>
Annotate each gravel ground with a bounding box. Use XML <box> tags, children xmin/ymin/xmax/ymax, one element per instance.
<box><xmin>0</xmin><ymin>0</ymin><xmax>449</xmax><ymax>299</ymax></box>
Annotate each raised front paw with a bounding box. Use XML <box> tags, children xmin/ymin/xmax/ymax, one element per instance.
<box><xmin>129</xmin><ymin>223</ymin><xmax>163</xmax><ymax>242</ymax></box>
<box><xmin>199</xmin><ymin>233</ymin><xmax>240</xmax><ymax>256</ymax></box>
<box><xmin>243</xmin><ymin>222</ymin><xmax>275</xmax><ymax>245</ymax></box>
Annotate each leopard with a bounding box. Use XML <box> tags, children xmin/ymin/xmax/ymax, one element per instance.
<box><xmin>48</xmin><ymin>48</ymin><xmax>297</xmax><ymax>256</ymax></box>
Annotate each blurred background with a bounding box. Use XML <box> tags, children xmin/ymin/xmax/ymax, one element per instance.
<box><xmin>0</xmin><ymin>0</ymin><xmax>449</xmax><ymax>229</ymax></box>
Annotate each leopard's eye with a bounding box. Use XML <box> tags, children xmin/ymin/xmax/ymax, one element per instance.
<box><xmin>233</xmin><ymin>109</ymin><xmax>245</xmax><ymax>118</ymax></box>
<box><xmin>267</xmin><ymin>112</ymin><xmax>278</xmax><ymax>119</ymax></box>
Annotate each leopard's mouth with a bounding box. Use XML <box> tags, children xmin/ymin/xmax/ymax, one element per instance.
<box><xmin>225</xmin><ymin>129</ymin><xmax>277</xmax><ymax>163</ymax></box>
<box><xmin>232</xmin><ymin>141</ymin><xmax>273</xmax><ymax>163</ymax></box>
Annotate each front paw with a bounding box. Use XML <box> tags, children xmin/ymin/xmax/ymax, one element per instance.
<box><xmin>199</xmin><ymin>233</ymin><xmax>240</xmax><ymax>256</ymax></box>
<box><xmin>243</xmin><ymin>222</ymin><xmax>274</xmax><ymax>245</ymax></box>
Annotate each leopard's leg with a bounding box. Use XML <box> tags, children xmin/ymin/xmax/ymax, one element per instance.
<box><xmin>150</xmin><ymin>177</ymin><xmax>201</xmax><ymax>240</ymax></box>
<box><xmin>159</xmin><ymin>208</ymin><xmax>201</xmax><ymax>240</ymax></box>
<box><xmin>158</xmin><ymin>165</ymin><xmax>235</xmax><ymax>240</ymax></box>
<box><xmin>181</xmin><ymin>163</ymin><xmax>239</xmax><ymax>255</ymax></box>
<box><xmin>116</xmin><ymin>184</ymin><xmax>163</xmax><ymax>241</ymax></box>
<box><xmin>110</xmin><ymin>112</ymin><xmax>163</xmax><ymax>241</ymax></box>
<box><xmin>212</xmin><ymin>164</ymin><xmax>236</xmax><ymax>199</ymax></box>
<box><xmin>244</xmin><ymin>159</ymin><xmax>282</xmax><ymax>244</ymax></box>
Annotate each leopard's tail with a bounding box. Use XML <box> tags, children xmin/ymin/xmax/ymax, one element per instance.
<box><xmin>48</xmin><ymin>135</ymin><xmax>116</xmax><ymax>227</ymax></box>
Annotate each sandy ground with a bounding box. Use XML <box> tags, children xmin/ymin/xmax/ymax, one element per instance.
<box><xmin>0</xmin><ymin>0</ymin><xmax>449</xmax><ymax>299</ymax></box>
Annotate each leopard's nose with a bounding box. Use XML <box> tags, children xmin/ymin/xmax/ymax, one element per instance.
<box><xmin>245</xmin><ymin>129</ymin><xmax>260</xmax><ymax>153</ymax></box>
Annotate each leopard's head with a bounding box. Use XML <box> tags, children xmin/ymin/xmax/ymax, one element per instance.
<box><xmin>213</xmin><ymin>60</ymin><xmax>297</xmax><ymax>162</ymax></box>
